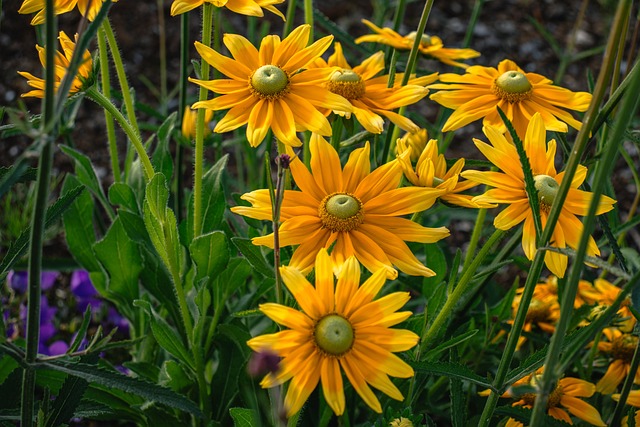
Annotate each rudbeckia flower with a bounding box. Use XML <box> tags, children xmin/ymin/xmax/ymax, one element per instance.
<box><xmin>189</xmin><ymin>25</ymin><xmax>353</xmax><ymax>147</ymax></box>
<box><xmin>232</xmin><ymin>134</ymin><xmax>450</xmax><ymax>278</ymax></box>
<box><xmin>483</xmin><ymin>369</ymin><xmax>606</xmax><ymax>426</ymax></box>
<box><xmin>181</xmin><ymin>106</ymin><xmax>213</xmax><ymax>140</ymax></box>
<box><xmin>170</xmin><ymin>0</ymin><xmax>284</xmax><ymax>18</ymax></box>
<box><xmin>18</xmin><ymin>31</ymin><xmax>93</xmax><ymax>98</ymax></box>
<box><xmin>581</xmin><ymin>278</ymin><xmax>634</xmax><ymax>331</ymax></box>
<box><xmin>247</xmin><ymin>249</ymin><xmax>419</xmax><ymax>416</ymax></box>
<box><xmin>462</xmin><ymin>113</ymin><xmax>616</xmax><ymax>278</ymax></box>
<box><xmin>19</xmin><ymin>0</ymin><xmax>118</xmax><ymax>25</ymax></box>
<box><xmin>355</xmin><ymin>19</ymin><xmax>480</xmax><ymax>69</ymax></box>
<box><xmin>314</xmin><ymin>42</ymin><xmax>436</xmax><ymax>134</ymax></box>
<box><xmin>428</xmin><ymin>59</ymin><xmax>592</xmax><ymax>136</ymax></box>
<box><xmin>398</xmin><ymin>136</ymin><xmax>495</xmax><ymax>209</ymax></box>
<box><xmin>612</xmin><ymin>390</ymin><xmax>640</xmax><ymax>427</ymax></box>
<box><xmin>596</xmin><ymin>327</ymin><xmax>640</xmax><ymax>394</ymax></box>
<box><xmin>395</xmin><ymin>129</ymin><xmax>429</xmax><ymax>162</ymax></box>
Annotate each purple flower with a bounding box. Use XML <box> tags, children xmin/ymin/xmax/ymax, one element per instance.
<box><xmin>47</xmin><ymin>340</ymin><xmax>69</xmax><ymax>356</ymax></box>
<box><xmin>19</xmin><ymin>297</ymin><xmax>58</xmax><ymax>342</ymax></box>
<box><xmin>7</xmin><ymin>270</ymin><xmax>59</xmax><ymax>293</ymax></box>
<box><xmin>71</xmin><ymin>270</ymin><xmax>97</xmax><ymax>299</ymax></box>
<box><xmin>106</xmin><ymin>307</ymin><xmax>130</xmax><ymax>337</ymax></box>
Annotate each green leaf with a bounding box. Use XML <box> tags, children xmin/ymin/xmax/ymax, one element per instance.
<box><xmin>134</xmin><ymin>300</ymin><xmax>195</xmax><ymax>371</ymax></box>
<box><xmin>159</xmin><ymin>360</ymin><xmax>194</xmax><ymax>392</ymax></box>
<box><xmin>424</xmin><ymin>329</ymin><xmax>479</xmax><ymax>361</ymax></box>
<box><xmin>93</xmin><ymin>217</ymin><xmax>142</xmax><ymax>302</ymax></box>
<box><xmin>39</xmin><ymin>361</ymin><xmax>202</xmax><ymax>417</ymax></box>
<box><xmin>217</xmin><ymin>258</ymin><xmax>252</xmax><ymax>295</ymax></box>
<box><xmin>108</xmin><ymin>182</ymin><xmax>140</xmax><ymax>213</ymax></box>
<box><xmin>231</xmin><ymin>237</ymin><xmax>273</xmax><ymax>277</ymax></box>
<box><xmin>422</xmin><ymin>243</ymin><xmax>447</xmax><ymax>290</ymax></box>
<box><xmin>152</xmin><ymin>113</ymin><xmax>176</xmax><ymax>181</ymax></box>
<box><xmin>449</xmin><ymin>348</ymin><xmax>466</xmax><ymax>427</ymax></box>
<box><xmin>138</xmin><ymin>246</ymin><xmax>179</xmax><ymax>314</ymax></box>
<box><xmin>60</xmin><ymin>145</ymin><xmax>110</xmax><ymax>208</ymax></box>
<box><xmin>62</xmin><ymin>175</ymin><xmax>101</xmax><ymax>272</ymax></box>
<box><xmin>0</xmin><ymin>356</ymin><xmax>19</xmax><ymax>385</ymax></box>
<box><xmin>411</xmin><ymin>361</ymin><xmax>495</xmax><ymax>391</ymax></box>
<box><xmin>229</xmin><ymin>408</ymin><xmax>259</xmax><ymax>427</ymax></box>
<box><xmin>0</xmin><ymin>185</ymin><xmax>85</xmax><ymax>278</ymax></box>
<box><xmin>190</xmin><ymin>231</ymin><xmax>230</xmax><ymax>283</ymax></box>
<box><xmin>44</xmin><ymin>357</ymin><xmax>95</xmax><ymax>427</ymax></box>
<box><xmin>0</xmin><ymin>166</ymin><xmax>37</xmax><ymax>184</ymax></box>
<box><xmin>69</xmin><ymin>306</ymin><xmax>92</xmax><ymax>353</ymax></box>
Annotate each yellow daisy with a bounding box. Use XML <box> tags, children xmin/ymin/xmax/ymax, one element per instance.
<box><xmin>481</xmin><ymin>368</ymin><xmax>606</xmax><ymax>426</ymax></box>
<box><xmin>355</xmin><ymin>19</ymin><xmax>480</xmax><ymax>69</ymax></box>
<box><xmin>189</xmin><ymin>25</ymin><xmax>353</xmax><ymax>148</ymax></box>
<box><xmin>314</xmin><ymin>42</ymin><xmax>436</xmax><ymax>134</ymax></box>
<box><xmin>612</xmin><ymin>389</ymin><xmax>640</xmax><ymax>427</ymax></box>
<box><xmin>581</xmin><ymin>278</ymin><xmax>634</xmax><ymax>331</ymax></box>
<box><xmin>462</xmin><ymin>113</ymin><xmax>616</xmax><ymax>278</ymax></box>
<box><xmin>247</xmin><ymin>249</ymin><xmax>419</xmax><ymax>416</ymax></box>
<box><xmin>398</xmin><ymin>137</ymin><xmax>495</xmax><ymax>209</ymax></box>
<box><xmin>596</xmin><ymin>327</ymin><xmax>640</xmax><ymax>394</ymax></box>
<box><xmin>170</xmin><ymin>0</ymin><xmax>284</xmax><ymax>18</ymax></box>
<box><xmin>181</xmin><ymin>106</ymin><xmax>213</xmax><ymax>140</ymax></box>
<box><xmin>231</xmin><ymin>134</ymin><xmax>450</xmax><ymax>278</ymax></box>
<box><xmin>19</xmin><ymin>0</ymin><xmax>118</xmax><ymax>25</ymax></box>
<box><xmin>18</xmin><ymin>31</ymin><xmax>93</xmax><ymax>99</ymax></box>
<box><xmin>428</xmin><ymin>59</ymin><xmax>592</xmax><ymax>136</ymax></box>
<box><xmin>395</xmin><ymin>129</ymin><xmax>429</xmax><ymax>162</ymax></box>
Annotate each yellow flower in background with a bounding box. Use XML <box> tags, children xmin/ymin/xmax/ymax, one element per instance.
<box><xmin>355</xmin><ymin>19</ymin><xmax>480</xmax><ymax>69</ymax></box>
<box><xmin>181</xmin><ymin>106</ymin><xmax>214</xmax><ymax>140</ymax></box>
<box><xmin>18</xmin><ymin>31</ymin><xmax>93</xmax><ymax>99</ymax></box>
<box><xmin>428</xmin><ymin>59</ymin><xmax>592</xmax><ymax>136</ymax></box>
<box><xmin>189</xmin><ymin>25</ymin><xmax>352</xmax><ymax>148</ymax></box>
<box><xmin>596</xmin><ymin>327</ymin><xmax>640</xmax><ymax>394</ymax></box>
<box><xmin>170</xmin><ymin>0</ymin><xmax>285</xmax><ymax>18</ymax></box>
<box><xmin>315</xmin><ymin>43</ymin><xmax>436</xmax><ymax>134</ymax></box>
<box><xmin>613</xmin><ymin>390</ymin><xmax>640</xmax><ymax>427</ymax></box>
<box><xmin>232</xmin><ymin>134</ymin><xmax>449</xmax><ymax>278</ymax></box>
<box><xmin>247</xmin><ymin>249</ymin><xmax>419</xmax><ymax>416</ymax></box>
<box><xmin>462</xmin><ymin>113</ymin><xmax>615</xmax><ymax>278</ymax></box>
<box><xmin>487</xmin><ymin>369</ymin><xmax>606</xmax><ymax>426</ymax></box>
<box><xmin>19</xmin><ymin>0</ymin><xmax>118</xmax><ymax>25</ymax></box>
<box><xmin>399</xmin><ymin>137</ymin><xmax>496</xmax><ymax>209</ymax></box>
<box><xmin>581</xmin><ymin>278</ymin><xmax>634</xmax><ymax>331</ymax></box>
<box><xmin>396</xmin><ymin>129</ymin><xmax>429</xmax><ymax>162</ymax></box>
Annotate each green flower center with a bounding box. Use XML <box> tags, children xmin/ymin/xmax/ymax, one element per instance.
<box><xmin>533</xmin><ymin>175</ymin><xmax>559</xmax><ymax>212</ymax></box>
<box><xmin>319</xmin><ymin>193</ymin><xmax>365</xmax><ymax>232</ymax></box>
<box><xmin>406</xmin><ymin>31</ymin><xmax>433</xmax><ymax>45</ymax></box>
<box><xmin>327</xmin><ymin>69</ymin><xmax>366</xmax><ymax>100</ymax></box>
<box><xmin>492</xmin><ymin>71</ymin><xmax>533</xmax><ymax>103</ymax></box>
<box><xmin>314</xmin><ymin>314</ymin><xmax>354</xmax><ymax>356</ymax></box>
<box><xmin>250</xmin><ymin>65</ymin><xmax>289</xmax><ymax>99</ymax></box>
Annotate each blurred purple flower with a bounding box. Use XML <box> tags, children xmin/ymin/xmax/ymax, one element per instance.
<box><xmin>107</xmin><ymin>307</ymin><xmax>130</xmax><ymax>337</ymax></box>
<box><xmin>7</xmin><ymin>270</ymin><xmax>59</xmax><ymax>293</ymax></box>
<box><xmin>19</xmin><ymin>297</ymin><xmax>58</xmax><ymax>342</ymax></box>
<box><xmin>47</xmin><ymin>340</ymin><xmax>69</xmax><ymax>356</ymax></box>
<box><xmin>71</xmin><ymin>270</ymin><xmax>102</xmax><ymax>313</ymax></box>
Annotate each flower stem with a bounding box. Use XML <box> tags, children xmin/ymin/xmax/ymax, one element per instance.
<box><xmin>103</xmin><ymin>19</ymin><xmax>141</xmax><ymax>139</ymax></box>
<box><xmin>97</xmin><ymin>27</ymin><xmax>121</xmax><ymax>182</ymax></box>
<box><xmin>175</xmin><ymin>12</ymin><xmax>190</xmax><ymax>223</ymax></box>
<box><xmin>461</xmin><ymin>208</ymin><xmax>488</xmax><ymax>273</ymax></box>
<box><xmin>86</xmin><ymin>87</ymin><xmax>154</xmax><ymax>180</ymax></box>
<box><xmin>304</xmin><ymin>0</ymin><xmax>314</xmax><ymax>43</ymax></box>
<box><xmin>21</xmin><ymin>2</ymin><xmax>56</xmax><ymax>425</ymax></box>
<box><xmin>193</xmin><ymin>3</ymin><xmax>214</xmax><ymax>238</ymax></box>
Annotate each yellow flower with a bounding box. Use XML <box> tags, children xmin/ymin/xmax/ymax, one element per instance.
<box><xmin>355</xmin><ymin>19</ymin><xmax>480</xmax><ymax>69</ymax></box>
<box><xmin>19</xmin><ymin>0</ymin><xmax>118</xmax><ymax>25</ymax></box>
<box><xmin>582</xmin><ymin>278</ymin><xmax>634</xmax><ymax>331</ymax></box>
<box><xmin>315</xmin><ymin>42</ymin><xmax>436</xmax><ymax>134</ymax></box>
<box><xmin>170</xmin><ymin>0</ymin><xmax>284</xmax><ymax>18</ymax></box>
<box><xmin>18</xmin><ymin>31</ymin><xmax>93</xmax><ymax>99</ymax></box>
<box><xmin>247</xmin><ymin>249</ymin><xmax>419</xmax><ymax>416</ymax></box>
<box><xmin>596</xmin><ymin>327</ymin><xmax>640</xmax><ymax>394</ymax></box>
<box><xmin>181</xmin><ymin>106</ymin><xmax>214</xmax><ymax>140</ymax></box>
<box><xmin>189</xmin><ymin>25</ymin><xmax>352</xmax><ymax>148</ymax></box>
<box><xmin>389</xmin><ymin>417</ymin><xmax>414</xmax><ymax>427</ymax></box>
<box><xmin>399</xmin><ymin>138</ymin><xmax>496</xmax><ymax>209</ymax></box>
<box><xmin>462</xmin><ymin>113</ymin><xmax>616</xmax><ymax>278</ymax></box>
<box><xmin>231</xmin><ymin>134</ymin><xmax>450</xmax><ymax>278</ymax></box>
<box><xmin>612</xmin><ymin>390</ymin><xmax>640</xmax><ymax>427</ymax></box>
<box><xmin>428</xmin><ymin>59</ymin><xmax>592</xmax><ymax>136</ymax></box>
<box><xmin>485</xmin><ymin>368</ymin><xmax>606</xmax><ymax>426</ymax></box>
<box><xmin>395</xmin><ymin>129</ymin><xmax>429</xmax><ymax>162</ymax></box>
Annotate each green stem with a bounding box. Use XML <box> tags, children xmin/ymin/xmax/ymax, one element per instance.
<box><xmin>330</xmin><ymin>117</ymin><xmax>343</xmax><ymax>152</ymax></box>
<box><xmin>86</xmin><ymin>87</ymin><xmax>154</xmax><ymax>180</ymax></box>
<box><xmin>303</xmin><ymin>0</ymin><xmax>314</xmax><ymax>43</ymax></box>
<box><xmin>156</xmin><ymin>0</ymin><xmax>167</xmax><ymax>113</ymax></box>
<box><xmin>461</xmin><ymin>208</ymin><xmax>488</xmax><ymax>273</ymax></box>
<box><xmin>193</xmin><ymin>3</ymin><xmax>214</xmax><ymax>238</ymax></box>
<box><xmin>175</xmin><ymin>12</ymin><xmax>190</xmax><ymax>223</ymax></box>
<box><xmin>530</xmin><ymin>19</ymin><xmax>638</xmax><ymax>427</ymax></box>
<box><xmin>97</xmin><ymin>27</ymin><xmax>121</xmax><ymax>182</ymax></box>
<box><xmin>21</xmin><ymin>2</ymin><xmax>56</xmax><ymax>425</ymax></box>
<box><xmin>420</xmin><ymin>229</ymin><xmax>505</xmax><ymax>352</ymax></box>
<box><xmin>103</xmin><ymin>19</ymin><xmax>141</xmax><ymax>139</ymax></box>
<box><xmin>462</xmin><ymin>0</ymin><xmax>485</xmax><ymax>48</ymax></box>
<box><xmin>282</xmin><ymin>0</ymin><xmax>297</xmax><ymax>37</ymax></box>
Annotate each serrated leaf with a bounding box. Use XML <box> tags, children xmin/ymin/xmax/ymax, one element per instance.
<box><xmin>108</xmin><ymin>182</ymin><xmax>139</xmax><ymax>213</ymax></box>
<box><xmin>69</xmin><ymin>306</ymin><xmax>92</xmax><ymax>353</ymax></box>
<box><xmin>44</xmin><ymin>357</ymin><xmax>94</xmax><ymax>427</ymax></box>
<box><xmin>425</xmin><ymin>329</ymin><xmax>479</xmax><ymax>361</ymax></box>
<box><xmin>39</xmin><ymin>361</ymin><xmax>202</xmax><ymax>417</ymax></box>
<box><xmin>411</xmin><ymin>361</ymin><xmax>495</xmax><ymax>391</ymax></box>
<box><xmin>231</xmin><ymin>237</ymin><xmax>273</xmax><ymax>277</ymax></box>
<box><xmin>229</xmin><ymin>408</ymin><xmax>259</xmax><ymax>427</ymax></box>
<box><xmin>62</xmin><ymin>175</ymin><xmax>101</xmax><ymax>272</ymax></box>
<box><xmin>0</xmin><ymin>185</ymin><xmax>85</xmax><ymax>277</ymax></box>
<box><xmin>93</xmin><ymin>217</ymin><xmax>142</xmax><ymax>302</ymax></box>
<box><xmin>190</xmin><ymin>231</ymin><xmax>230</xmax><ymax>283</ymax></box>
